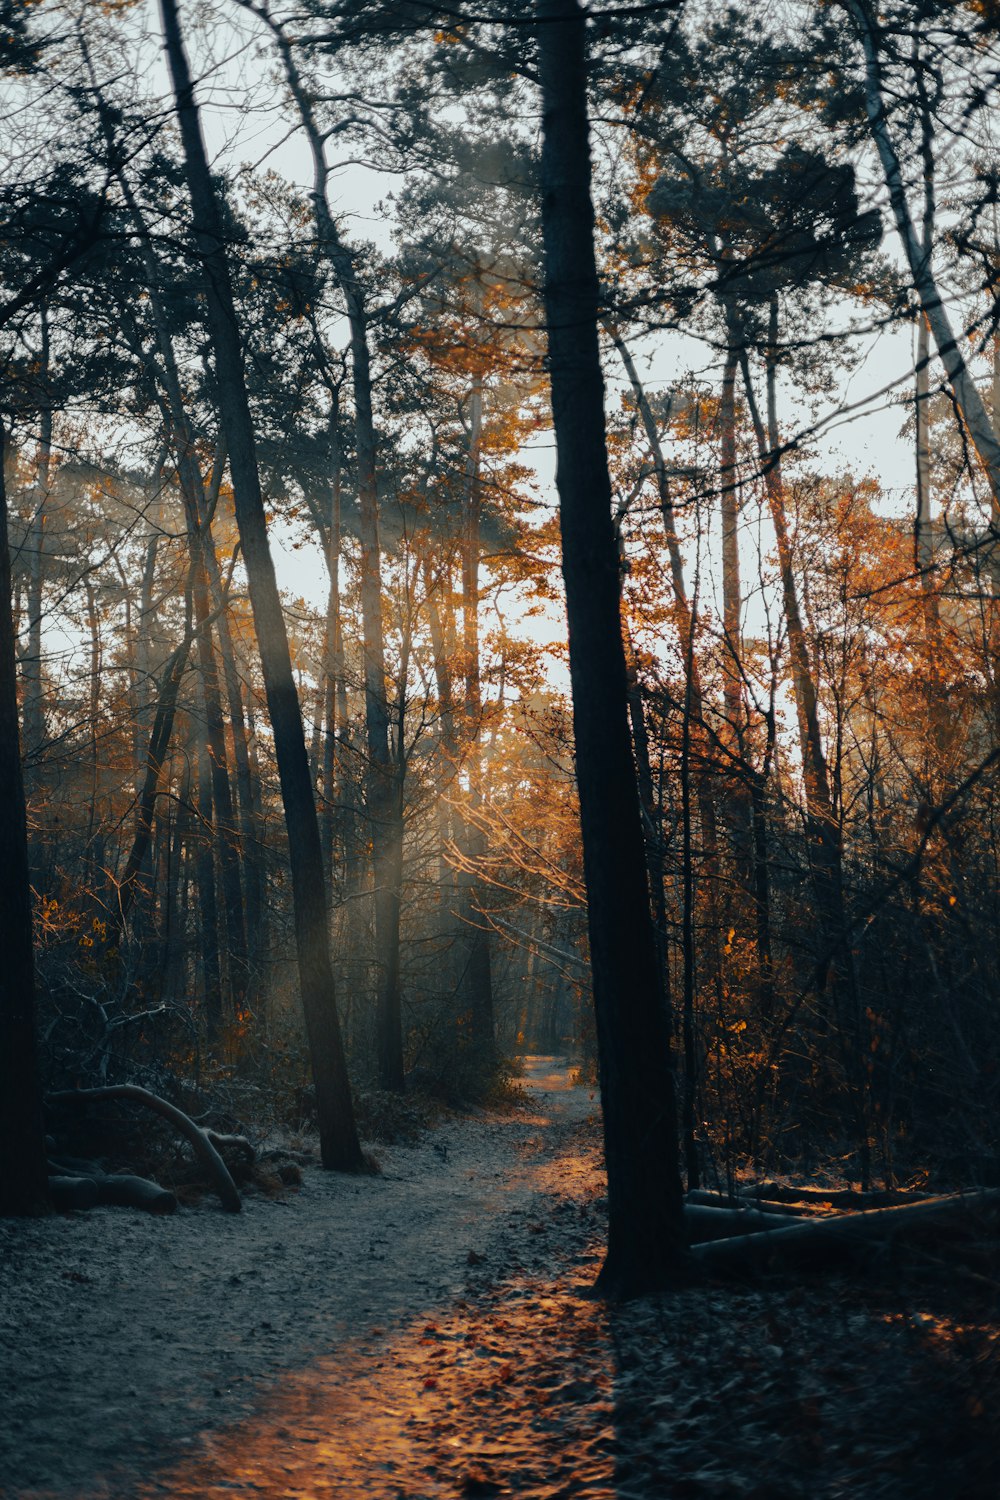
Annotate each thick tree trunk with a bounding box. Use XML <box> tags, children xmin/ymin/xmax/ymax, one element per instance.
<box><xmin>0</xmin><ymin>422</ymin><xmax>50</xmax><ymax>1216</ymax></box>
<box><xmin>160</xmin><ymin>0</ymin><xmax>361</xmax><ymax>1170</ymax></box>
<box><xmin>538</xmin><ymin>0</ymin><xmax>686</xmax><ymax>1297</ymax></box>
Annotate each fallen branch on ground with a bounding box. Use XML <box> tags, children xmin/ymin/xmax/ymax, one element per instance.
<box><xmin>686</xmin><ymin>1189</ymin><xmax>818</xmax><ymax>1218</ymax></box>
<box><xmin>736</xmin><ymin>1182</ymin><xmax>933</xmax><ymax>1210</ymax></box>
<box><xmin>47</xmin><ymin>1155</ymin><xmax>177</xmax><ymax>1215</ymax></box>
<box><xmin>46</xmin><ymin>1085</ymin><xmax>241</xmax><ymax>1213</ymax></box>
<box><xmin>690</xmin><ymin>1187</ymin><xmax>1000</xmax><ymax>1273</ymax></box>
<box><xmin>683</xmin><ymin>1202</ymin><xmax>801</xmax><ymax>1241</ymax></box>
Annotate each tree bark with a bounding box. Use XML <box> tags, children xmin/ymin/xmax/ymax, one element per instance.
<box><xmin>159</xmin><ymin>0</ymin><xmax>361</xmax><ymax>1170</ymax></box>
<box><xmin>0</xmin><ymin>421</ymin><xmax>50</xmax><ymax>1216</ymax></box>
<box><xmin>624</xmin><ymin>639</ymin><xmax>671</xmax><ymax>1019</ymax></box>
<box><xmin>320</xmin><ymin>403</ymin><xmax>345</xmax><ymax>887</ymax></box>
<box><xmin>719</xmin><ymin>341</ymin><xmax>743</xmax><ymax>736</ymax></box>
<box><xmin>538</xmin><ymin>0</ymin><xmax>686</xmax><ymax>1297</ymax></box>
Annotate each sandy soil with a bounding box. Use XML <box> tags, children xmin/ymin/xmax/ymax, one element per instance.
<box><xmin>0</xmin><ymin>1057</ymin><xmax>599</xmax><ymax>1498</ymax></box>
<box><xmin>2</xmin><ymin>1057</ymin><xmax>998</xmax><ymax>1499</ymax></box>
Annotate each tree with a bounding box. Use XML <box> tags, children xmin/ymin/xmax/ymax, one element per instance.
<box><xmin>0</xmin><ymin>421</ymin><xmax>50</xmax><ymax>1215</ymax></box>
<box><xmin>158</xmin><ymin>0</ymin><xmax>361</xmax><ymax>1170</ymax></box>
<box><xmin>536</xmin><ymin>0</ymin><xmax>686</xmax><ymax>1297</ymax></box>
<box><xmin>839</xmin><ymin>0</ymin><xmax>1000</xmax><ymax>508</ymax></box>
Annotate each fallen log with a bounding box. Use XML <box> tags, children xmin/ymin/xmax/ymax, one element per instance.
<box><xmin>686</xmin><ymin>1189</ymin><xmax>817</xmax><ymax>1218</ymax></box>
<box><xmin>48</xmin><ymin>1176</ymin><xmax>100</xmax><ymax>1212</ymax></box>
<box><xmin>736</xmin><ymin>1182</ymin><xmax>932</xmax><ymax>1210</ymax></box>
<box><xmin>48</xmin><ymin>1156</ymin><xmax>177</xmax><ymax>1215</ymax></box>
<box><xmin>46</xmin><ymin>1085</ymin><xmax>241</xmax><ymax>1213</ymax></box>
<box><xmin>93</xmin><ymin>1174</ymin><xmax>177</xmax><ymax>1215</ymax></box>
<box><xmin>683</xmin><ymin>1202</ymin><xmax>801</xmax><ymax>1242</ymax></box>
<box><xmin>692</xmin><ymin>1187</ymin><xmax>1000</xmax><ymax>1274</ymax></box>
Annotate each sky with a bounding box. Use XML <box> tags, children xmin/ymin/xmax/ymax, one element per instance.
<box><xmin>90</xmin><ymin>3</ymin><xmax>926</xmax><ymax>640</ymax></box>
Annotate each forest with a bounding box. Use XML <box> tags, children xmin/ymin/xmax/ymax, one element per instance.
<box><xmin>1</xmin><ymin>0</ymin><xmax>999</xmax><ymax>1495</ymax></box>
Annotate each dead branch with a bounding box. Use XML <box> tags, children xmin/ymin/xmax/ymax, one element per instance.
<box><xmin>691</xmin><ymin>1188</ymin><xmax>1000</xmax><ymax>1273</ymax></box>
<box><xmin>47</xmin><ymin>1085</ymin><xmax>241</xmax><ymax>1213</ymax></box>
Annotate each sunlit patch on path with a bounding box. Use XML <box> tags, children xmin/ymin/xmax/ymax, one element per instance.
<box><xmin>136</xmin><ymin>1278</ymin><xmax>622</xmax><ymax>1498</ymax></box>
<box><xmin>135</xmin><ymin>1056</ymin><xmax>614</xmax><ymax>1499</ymax></box>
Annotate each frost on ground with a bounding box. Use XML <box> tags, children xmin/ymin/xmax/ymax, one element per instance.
<box><xmin>1</xmin><ymin>1056</ymin><xmax>998</xmax><ymax>1499</ymax></box>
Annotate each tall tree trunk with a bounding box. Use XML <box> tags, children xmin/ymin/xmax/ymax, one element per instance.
<box><xmin>204</xmin><ymin>540</ymin><xmax>264</xmax><ymax>979</ymax></box>
<box><xmin>742</xmin><ymin>304</ymin><xmax>866</xmax><ymax>1176</ymax></box>
<box><xmin>320</xmin><ymin>404</ymin><xmax>344</xmax><ymax>888</ymax></box>
<box><xmin>845</xmin><ymin>0</ymin><xmax>1000</xmax><ymax>508</ymax></box>
<box><xmin>134</xmin><ymin>510</ymin><xmax>161</xmax><ymax>779</ymax></box>
<box><xmin>83</xmin><ymin>577</ymin><xmax>102</xmax><ymax>882</ymax></box>
<box><xmin>113</xmin><ymin>574</ymin><xmax>196</xmax><ymax>935</ymax></box>
<box><xmin>21</xmin><ymin>305</ymin><xmax>50</xmax><ymax>771</ymax></box>
<box><xmin>425</xmin><ymin>551</ymin><xmax>463</xmax><ymax>997</ymax></box>
<box><xmin>174</xmin><ymin>460</ymin><xmax>249</xmax><ymax>1016</ymax></box>
<box><xmin>719</xmin><ymin>339</ymin><xmax>743</xmax><ymax>737</ymax></box>
<box><xmin>194</xmin><ymin>699</ymin><xmax>223</xmax><ymax>1040</ymax></box>
<box><xmin>114</xmin><ymin>222</ymin><xmax>250</xmax><ymax>1014</ymax></box>
<box><xmin>911</xmin><ymin>67</ymin><xmax>946</xmax><ymax>764</ymax></box>
<box><xmin>0</xmin><ymin>421</ymin><xmax>50</xmax><ymax>1216</ymax></box>
<box><xmin>162</xmin><ymin>751</ymin><xmax>191</xmax><ymax>1006</ymax></box>
<box><xmin>253</xmin><ymin>5</ymin><xmax>404</xmax><ymax>1090</ymax></box>
<box><xmin>160</xmin><ymin>0</ymin><xmax>361</xmax><ymax>1170</ymax></box>
<box><xmin>625</xmin><ymin>639</ymin><xmax>672</xmax><ymax>1020</ymax></box>
<box><xmin>605</xmin><ymin>323</ymin><xmax>720</xmax><ymax>850</ymax></box>
<box><xmin>740</xmin><ymin>323</ymin><xmax>836</xmax><ymax>841</ymax></box>
<box><xmin>680</xmin><ymin>610</ymin><xmax>700</xmax><ymax>1191</ymax></box>
<box><xmin>457</xmin><ymin>372</ymin><xmax>495</xmax><ymax>1070</ymax></box>
<box><xmin>538</xmin><ymin>0</ymin><xmax>686</xmax><ymax>1297</ymax></box>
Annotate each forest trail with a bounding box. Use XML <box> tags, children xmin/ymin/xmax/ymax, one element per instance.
<box><xmin>3</xmin><ymin>1058</ymin><xmax>997</xmax><ymax>1499</ymax></box>
<box><xmin>0</xmin><ymin>1056</ymin><xmax>608</xmax><ymax>1499</ymax></box>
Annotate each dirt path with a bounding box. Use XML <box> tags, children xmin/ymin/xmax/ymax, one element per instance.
<box><xmin>3</xmin><ymin>1059</ymin><xmax>998</xmax><ymax>1498</ymax></box>
<box><xmin>0</xmin><ymin>1056</ymin><xmax>605</xmax><ymax>1499</ymax></box>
